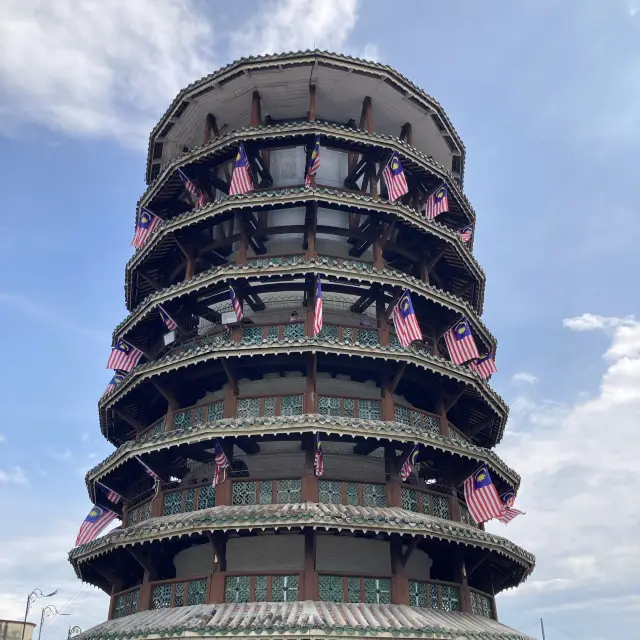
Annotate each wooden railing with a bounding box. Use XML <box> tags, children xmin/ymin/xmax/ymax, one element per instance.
<box><xmin>401</xmin><ymin>486</ymin><xmax>452</xmax><ymax>520</ymax></box>
<box><xmin>318</xmin><ymin>573</ymin><xmax>392</xmax><ymax>604</ymax></box>
<box><xmin>470</xmin><ymin>587</ymin><xmax>495</xmax><ymax>618</ymax></box>
<box><xmin>318</xmin><ymin>479</ymin><xmax>387</xmax><ymax>507</ymax></box>
<box><xmin>112</xmin><ymin>586</ymin><xmax>140</xmax><ymax>618</ymax></box>
<box><xmin>149</xmin><ymin>575</ymin><xmax>209</xmax><ymax>609</ymax></box>
<box><xmin>231</xmin><ymin>477</ymin><xmax>302</xmax><ymax>505</ymax></box>
<box><xmin>409</xmin><ymin>579</ymin><xmax>462</xmax><ymax>612</ymax></box>
<box><xmin>224</xmin><ymin>572</ymin><xmax>303</xmax><ymax>603</ymax></box>
<box><xmin>162</xmin><ymin>483</ymin><xmax>216</xmax><ymax>516</ymax></box>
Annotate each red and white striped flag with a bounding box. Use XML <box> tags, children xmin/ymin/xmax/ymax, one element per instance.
<box><xmin>463</xmin><ymin>467</ymin><xmax>505</xmax><ymax>524</ymax></box>
<box><xmin>469</xmin><ymin>353</ymin><xmax>498</xmax><ymax>380</ymax></box>
<box><xmin>213</xmin><ymin>440</ymin><xmax>231</xmax><ymax>487</ymax></box>
<box><xmin>399</xmin><ymin>445</ymin><xmax>419</xmax><ymax>481</ymax></box>
<box><xmin>229</xmin><ymin>286</ymin><xmax>243</xmax><ymax>322</ymax></box>
<box><xmin>457</xmin><ymin>225</ymin><xmax>473</xmax><ymax>243</ymax></box>
<box><xmin>158</xmin><ymin>305</ymin><xmax>178</xmax><ymax>331</ymax></box>
<box><xmin>135</xmin><ymin>456</ymin><xmax>160</xmax><ymax>481</ymax></box>
<box><xmin>444</xmin><ymin>317</ymin><xmax>480</xmax><ymax>365</ymax></box>
<box><xmin>313</xmin><ymin>277</ymin><xmax>323</xmax><ymax>336</ymax></box>
<box><xmin>497</xmin><ymin>490</ymin><xmax>525</xmax><ymax>524</ymax></box>
<box><xmin>97</xmin><ymin>482</ymin><xmax>123</xmax><ymax>505</ymax></box>
<box><xmin>391</xmin><ymin>290</ymin><xmax>422</xmax><ymax>347</ymax></box>
<box><xmin>75</xmin><ymin>505</ymin><xmax>117</xmax><ymax>546</ymax></box>
<box><xmin>382</xmin><ymin>152</ymin><xmax>409</xmax><ymax>202</ymax></box>
<box><xmin>229</xmin><ymin>144</ymin><xmax>253</xmax><ymax>195</ymax></box>
<box><xmin>424</xmin><ymin>184</ymin><xmax>449</xmax><ymax>220</ymax></box>
<box><xmin>106</xmin><ymin>339</ymin><xmax>143</xmax><ymax>372</ymax></box>
<box><xmin>305</xmin><ymin>137</ymin><xmax>321</xmax><ymax>186</ymax></box>
<box><xmin>178</xmin><ymin>168</ymin><xmax>208</xmax><ymax>208</ymax></box>
<box><xmin>131</xmin><ymin>208</ymin><xmax>162</xmax><ymax>249</ymax></box>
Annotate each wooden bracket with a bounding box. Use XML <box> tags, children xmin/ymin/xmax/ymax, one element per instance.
<box><xmin>113</xmin><ymin>408</ymin><xmax>145</xmax><ymax>432</ymax></box>
<box><xmin>382</xmin><ymin>289</ymin><xmax>405</xmax><ymax>322</ymax></box>
<box><xmin>221</xmin><ymin>360</ymin><xmax>239</xmax><ymax>395</ymax></box>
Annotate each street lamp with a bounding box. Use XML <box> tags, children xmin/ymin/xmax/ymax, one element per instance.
<box><xmin>22</xmin><ymin>590</ymin><xmax>58</xmax><ymax>640</ymax></box>
<box><xmin>37</xmin><ymin>605</ymin><xmax>69</xmax><ymax>640</ymax></box>
<box><xmin>67</xmin><ymin>626</ymin><xmax>82</xmax><ymax>639</ymax></box>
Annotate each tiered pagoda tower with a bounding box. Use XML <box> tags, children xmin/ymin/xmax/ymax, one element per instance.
<box><xmin>71</xmin><ymin>51</ymin><xmax>535</xmax><ymax>640</ymax></box>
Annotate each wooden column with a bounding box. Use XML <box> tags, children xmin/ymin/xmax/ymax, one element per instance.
<box><xmin>372</xmin><ymin>232</ymin><xmax>383</xmax><ymax>270</ymax></box>
<box><xmin>305</xmin><ymin>202</ymin><xmax>317</xmax><ymax>259</ymax></box>
<box><xmin>305</xmin><ymin>353</ymin><xmax>317</xmax><ymax>412</ymax></box>
<box><xmin>151</xmin><ymin>487</ymin><xmax>164</xmax><ymax>517</ymax></box>
<box><xmin>384</xmin><ymin>444</ymin><xmax>401</xmax><ymax>506</ymax></box>
<box><xmin>400</xmin><ymin>123</ymin><xmax>413</xmax><ymax>146</ymax></box>
<box><xmin>301</xmin><ymin>432</ymin><xmax>319</xmax><ymax>502</ymax></box>
<box><xmin>360</xmin><ymin>96</ymin><xmax>373</xmax><ymax>133</ymax></box>
<box><xmin>390</xmin><ymin>535</ymin><xmax>410</xmax><ymax>605</ymax></box>
<box><xmin>204</xmin><ymin>113</ymin><xmax>217</xmax><ymax>144</ymax></box>
<box><xmin>449</xmin><ymin>491</ymin><xmax>461</xmax><ymax>523</ymax></box>
<box><xmin>250</xmin><ymin>91</ymin><xmax>262</xmax><ymax>127</ymax></box>
<box><xmin>376</xmin><ymin>296</ymin><xmax>389</xmax><ymax>347</ymax></box>
<box><xmin>438</xmin><ymin>395</ymin><xmax>451</xmax><ymax>438</ymax></box>
<box><xmin>308</xmin><ymin>84</ymin><xmax>316</xmax><ymax>120</ymax></box>
<box><xmin>454</xmin><ymin>552</ymin><xmax>472</xmax><ymax>613</ymax></box>
<box><xmin>107</xmin><ymin>582</ymin><xmax>123</xmax><ymax>620</ymax></box>
<box><xmin>223</xmin><ymin>379</ymin><xmax>238</xmax><ymax>419</ymax></box>
<box><xmin>209</xmin><ymin>571</ymin><xmax>225</xmax><ymax>604</ymax></box>
<box><xmin>303</xmin><ymin>528</ymin><xmax>317</xmax><ymax>600</ymax></box>
<box><xmin>235</xmin><ymin>213</ymin><xmax>248</xmax><ymax>265</ymax></box>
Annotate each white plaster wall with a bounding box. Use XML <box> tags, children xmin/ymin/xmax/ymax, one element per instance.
<box><xmin>226</xmin><ymin>534</ymin><xmax>305</xmax><ymax>571</ymax></box>
<box><xmin>270</xmin><ymin>147</ymin><xmax>307</xmax><ymax>187</ymax></box>
<box><xmin>173</xmin><ymin>543</ymin><xmax>215</xmax><ymax>578</ymax></box>
<box><xmin>316</xmin><ymin>535</ymin><xmax>391</xmax><ymax>574</ymax></box>
<box><xmin>404</xmin><ymin>547</ymin><xmax>433</xmax><ymax>581</ymax></box>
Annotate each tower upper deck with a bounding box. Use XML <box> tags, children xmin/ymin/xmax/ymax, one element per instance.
<box><xmin>146</xmin><ymin>50</ymin><xmax>464</xmax><ymax>185</ymax></box>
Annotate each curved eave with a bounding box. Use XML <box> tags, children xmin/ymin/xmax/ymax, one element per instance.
<box><xmin>141</xmin><ymin>121</ymin><xmax>474</xmax><ymax>223</ymax></box>
<box><xmin>124</xmin><ymin>187</ymin><xmax>486</xmax><ymax>312</ymax></box>
<box><xmin>145</xmin><ymin>50</ymin><xmax>466</xmax><ymax>185</ymax></box>
<box><xmin>99</xmin><ymin>338</ymin><xmax>509</xmax><ymax>438</ymax></box>
<box><xmin>85</xmin><ymin>414</ymin><xmax>520</xmax><ymax>503</ymax></box>
<box><xmin>69</xmin><ymin>503</ymin><xmax>535</xmax><ymax>578</ymax></box>
<box><xmin>115</xmin><ymin>259</ymin><xmax>496</xmax><ymax>354</ymax></box>
<box><xmin>74</xmin><ymin>602</ymin><xmax>536</xmax><ymax>640</ymax></box>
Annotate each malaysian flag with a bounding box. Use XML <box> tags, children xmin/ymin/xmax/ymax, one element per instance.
<box><xmin>444</xmin><ymin>317</ymin><xmax>480</xmax><ymax>365</ymax></box>
<box><xmin>313</xmin><ymin>277</ymin><xmax>323</xmax><ymax>336</ymax></box>
<box><xmin>178</xmin><ymin>168</ymin><xmax>208</xmax><ymax>208</ymax></box>
<box><xmin>135</xmin><ymin>456</ymin><xmax>160</xmax><ymax>482</ymax></box>
<box><xmin>497</xmin><ymin>490</ymin><xmax>525</xmax><ymax>524</ymax></box>
<box><xmin>75</xmin><ymin>505</ymin><xmax>117</xmax><ymax>547</ymax></box>
<box><xmin>382</xmin><ymin>152</ymin><xmax>409</xmax><ymax>202</ymax></box>
<box><xmin>305</xmin><ymin>137</ymin><xmax>321</xmax><ymax>186</ymax></box>
<box><xmin>469</xmin><ymin>353</ymin><xmax>498</xmax><ymax>380</ymax></box>
<box><xmin>391</xmin><ymin>290</ymin><xmax>423</xmax><ymax>347</ymax></box>
<box><xmin>131</xmin><ymin>208</ymin><xmax>162</xmax><ymax>249</ymax></box>
<box><xmin>103</xmin><ymin>373</ymin><xmax>125</xmax><ymax>396</ymax></box>
<box><xmin>158</xmin><ymin>305</ymin><xmax>178</xmax><ymax>331</ymax></box>
<box><xmin>97</xmin><ymin>482</ymin><xmax>123</xmax><ymax>505</ymax></box>
<box><xmin>314</xmin><ymin>433</ymin><xmax>324</xmax><ymax>476</ymax></box>
<box><xmin>457</xmin><ymin>225</ymin><xmax>473</xmax><ymax>243</ymax></box>
<box><xmin>229</xmin><ymin>144</ymin><xmax>253</xmax><ymax>195</ymax></box>
<box><xmin>463</xmin><ymin>466</ymin><xmax>505</xmax><ymax>524</ymax></box>
<box><xmin>106</xmin><ymin>339</ymin><xmax>143</xmax><ymax>372</ymax></box>
<box><xmin>213</xmin><ymin>440</ymin><xmax>231</xmax><ymax>487</ymax></box>
<box><xmin>424</xmin><ymin>184</ymin><xmax>449</xmax><ymax>220</ymax></box>
<box><xmin>399</xmin><ymin>445</ymin><xmax>419</xmax><ymax>482</ymax></box>
<box><xmin>229</xmin><ymin>286</ymin><xmax>243</xmax><ymax>322</ymax></box>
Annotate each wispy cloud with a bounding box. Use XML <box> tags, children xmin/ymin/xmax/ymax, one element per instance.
<box><xmin>563</xmin><ymin>313</ymin><xmax>636</xmax><ymax>332</ymax></box>
<box><xmin>511</xmin><ymin>372</ymin><xmax>539</xmax><ymax>385</ymax></box>
<box><xmin>0</xmin><ymin>292</ymin><xmax>107</xmax><ymax>341</ymax></box>
<box><xmin>0</xmin><ymin>467</ymin><xmax>29</xmax><ymax>486</ymax></box>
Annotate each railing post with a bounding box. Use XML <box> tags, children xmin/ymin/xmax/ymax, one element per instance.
<box><xmin>215</xmin><ymin>478</ymin><xmax>232</xmax><ymax>506</ymax></box>
<box><xmin>209</xmin><ymin>571</ymin><xmax>225</xmax><ymax>604</ymax></box>
<box><xmin>390</xmin><ymin>535</ymin><xmax>409</xmax><ymax>605</ymax></box>
<box><xmin>151</xmin><ymin>489</ymin><xmax>164</xmax><ymax>518</ymax></box>
<box><xmin>302</xmin><ymin>434</ymin><xmax>318</xmax><ymax>502</ymax></box>
<box><xmin>303</xmin><ymin>528</ymin><xmax>317</xmax><ymax>600</ymax></box>
<box><xmin>454</xmin><ymin>552</ymin><xmax>472</xmax><ymax>614</ymax></box>
<box><xmin>137</xmin><ymin>572</ymin><xmax>153</xmax><ymax>612</ymax></box>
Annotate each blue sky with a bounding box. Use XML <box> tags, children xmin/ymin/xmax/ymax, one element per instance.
<box><xmin>0</xmin><ymin>1</ymin><xmax>639</xmax><ymax>639</ymax></box>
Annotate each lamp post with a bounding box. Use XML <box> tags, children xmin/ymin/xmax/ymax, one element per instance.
<box><xmin>37</xmin><ymin>606</ymin><xmax>69</xmax><ymax>640</ymax></box>
<box><xmin>68</xmin><ymin>626</ymin><xmax>82</xmax><ymax>639</ymax></box>
<box><xmin>22</xmin><ymin>589</ymin><xmax>58</xmax><ymax>640</ymax></box>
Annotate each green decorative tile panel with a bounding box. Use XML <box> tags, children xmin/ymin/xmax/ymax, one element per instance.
<box><xmin>255</xmin><ymin>576</ymin><xmax>268</xmax><ymax>602</ymax></box>
<box><xmin>358</xmin><ymin>399</ymin><xmax>380</xmax><ymax>420</ymax></box>
<box><xmin>173</xmin><ymin>410</ymin><xmax>191</xmax><ymax>430</ymax></box>
<box><xmin>186</xmin><ymin>579</ymin><xmax>206</xmax><ymax>605</ymax></box>
<box><xmin>471</xmin><ymin>591</ymin><xmax>492</xmax><ymax>618</ymax></box>
<box><xmin>318</xmin><ymin>325</ymin><xmax>338</xmax><ymax>340</ymax></box>
<box><xmin>356</xmin><ymin>329</ymin><xmax>379</xmax><ymax>347</ymax></box>
<box><xmin>163</xmin><ymin>492</ymin><xmax>183</xmax><ymax>516</ymax></box>
<box><xmin>364</xmin><ymin>578</ymin><xmax>391</xmax><ymax>604</ymax></box>
<box><xmin>432</xmin><ymin>495</ymin><xmax>450</xmax><ymax>520</ymax></box>
<box><xmin>140</xmin><ymin>418</ymin><xmax>165</xmax><ymax>441</ymax></box>
<box><xmin>347</xmin><ymin>482</ymin><xmax>358</xmax><ymax>505</ymax></box>
<box><xmin>273</xmin><ymin>575</ymin><xmax>298</xmax><ymax>602</ymax></box>
<box><xmin>197</xmin><ymin>485</ymin><xmax>216</xmax><ymax>510</ymax></box>
<box><xmin>232</xmin><ymin>481</ymin><xmax>256</xmax><ymax>505</ymax></box>
<box><xmin>267</xmin><ymin>326</ymin><xmax>279</xmax><ymax>342</ymax></box>
<box><xmin>277</xmin><ymin>479</ymin><xmax>301</xmax><ymax>503</ymax></box>
<box><xmin>259</xmin><ymin>481</ymin><xmax>273</xmax><ymax>504</ymax></box>
<box><xmin>264</xmin><ymin>396</ymin><xmax>276</xmax><ymax>417</ymax></box>
<box><xmin>402</xmin><ymin>488</ymin><xmax>419</xmax><ymax>512</ymax></box>
<box><xmin>281</xmin><ymin>394</ymin><xmax>303</xmax><ymax>416</ymax></box>
<box><xmin>184</xmin><ymin>488</ymin><xmax>195</xmax><ymax>513</ymax></box>
<box><xmin>342</xmin><ymin>327</ymin><xmax>354</xmax><ymax>343</ymax></box>
<box><xmin>174</xmin><ymin>582</ymin><xmax>185</xmax><ymax>607</ymax></box>
<box><xmin>114</xmin><ymin>589</ymin><xmax>139</xmax><ymax>618</ymax></box>
<box><xmin>319</xmin><ymin>575</ymin><xmax>344</xmax><ymax>602</ymax></box>
<box><xmin>429</xmin><ymin>583</ymin><xmax>439</xmax><ymax>609</ymax></box>
<box><xmin>363</xmin><ymin>483</ymin><xmax>386</xmax><ymax>507</ymax></box>
<box><xmin>151</xmin><ymin>584</ymin><xmax>172</xmax><ymax>609</ymax></box>
<box><xmin>237</xmin><ymin>397</ymin><xmax>260</xmax><ymax>419</ymax></box>
<box><xmin>394</xmin><ymin>404</ymin><xmax>410</xmax><ymax>426</ymax></box>
<box><xmin>128</xmin><ymin>500</ymin><xmax>151</xmax><ymax>525</ymax></box>
<box><xmin>319</xmin><ymin>396</ymin><xmax>340</xmax><ymax>416</ymax></box>
<box><xmin>459</xmin><ymin>504</ymin><xmax>477</xmax><ymax>528</ymax></box>
<box><xmin>283</xmin><ymin>323</ymin><xmax>305</xmax><ymax>339</ymax></box>
<box><xmin>319</xmin><ymin>480</ymin><xmax>341</xmax><ymax>504</ymax></box>
<box><xmin>243</xmin><ymin>326</ymin><xmax>264</xmax><ymax>345</ymax></box>
<box><xmin>347</xmin><ymin>577</ymin><xmax>360</xmax><ymax>603</ymax></box>
<box><xmin>409</xmin><ymin>580</ymin><xmax>427</xmax><ymax>608</ymax></box>
<box><xmin>225</xmin><ymin>576</ymin><xmax>250</xmax><ymax>603</ymax></box>
<box><xmin>206</xmin><ymin>401</ymin><xmax>224</xmax><ymax>422</ymax></box>
<box><xmin>441</xmin><ymin>585</ymin><xmax>461</xmax><ymax>611</ymax></box>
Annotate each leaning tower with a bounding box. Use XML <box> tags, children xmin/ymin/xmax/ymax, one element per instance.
<box><xmin>72</xmin><ymin>51</ymin><xmax>534</xmax><ymax>640</ymax></box>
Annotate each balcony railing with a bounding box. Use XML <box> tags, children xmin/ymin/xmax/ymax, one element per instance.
<box><xmin>318</xmin><ymin>480</ymin><xmax>387</xmax><ymax>507</ymax></box>
<box><xmin>150</xmin><ymin>576</ymin><xmax>208</xmax><ymax>609</ymax></box>
<box><xmin>401</xmin><ymin>486</ymin><xmax>452</xmax><ymax>520</ymax></box>
<box><xmin>409</xmin><ymin>579</ymin><xmax>462</xmax><ymax>612</ymax></box>
<box><xmin>231</xmin><ymin>477</ymin><xmax>302</xmax><ymax>505</ymax></box>
<box><xmin>225</xmin><ymin>573</ymin><xmax>302</xmax><ymax>603</ymax></box>
<box><xmin>111</xmin><ymin>575</ymin><xmax>495</xmax><ymax>618</ymax></box>
<box><xmin>163</xmin><ymin>483</ymin><xmax>216</xmax><ymax>515</ymax></box>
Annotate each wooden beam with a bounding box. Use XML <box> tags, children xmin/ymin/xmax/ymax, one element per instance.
<box><xmin>442</xmin><ymin>387</ymin><xmax>466</xmax><ymax>414</ymax></box>
<box><xmin>127</xmin><ymin>548</ymin><xmax>155</xmax><ymax>576</ymax></box>
<box><xmin>425</xmin><ymin>246</ymin><xmax>448</xmax><ymax>271</ymax></box>
<box><xmin>382</xmin><ymin>289</ymin><xmax>404</xmax><ymax>322</ymax></box>
<box><xmin>139</xmin><ymin>271</ymin><xmax>162</xmax><ymax>291</ymax></box>
<box><xmin>204</xmin><ymin>113</ymin><xmax>217</xmax><ymax>145</ymax></box>
<box><xmin>221</xmin><ymin>360</ymin><xmax>238</xmax><ymax>395</ymax></box>
<box><xmin>388</xmin><ymin>363</ymin><xmax>407</xmax><ymax>395</ymax></box>
<box><xmin>360</xmin><ymin>96</ymin><xmax>373</xmax><ymax>133</ymax></box>
<box><xmin>467</xmin><ymin>555</ymin><xmax>488</xmax><ymax>578</ymax></box>
<box><xmin>207</xmin><ymin>532</ymin><xmax>227</xmax><ymax>571</ymax></box>
<box><xmin>235</xmin><ymin>436</ymin><xmax>260</xmax><ymax>455</ymax></box>
<box><xmin>470</xmin><ymin>417</ymin><xmax>494</xmax><ymax>438</ymax></box>
<box><xmin>353</xmin><ymin>439</ymin><xmax>382</xmax><ymax>456</ymax></box>
<box><xmin>401</xmin><ymin>537</ymin><xmax>419</xmax><ymax>566</ymax></box>
<box><xmin>308</xmin><ymin>84</ymin><xmax>316</xmax><ymax>120</ymax></box>
<box><xmin>151</xmin><ymin>380</ymin><xmax>179</xmax><ymax>409</ymax></box>
<box><xmin>400</xmin><ymin>123</ymin><xmax>413</xmax><ymax>146</ymax></box>
<box><xmin>113</xmin><ymin>408</ymin><xmax>145</xmax><ymax>432</ymax></box>
<box><xmin>250</xmin><ymin>91</ymin><xmax>262</xmax><ymax>127</ymax></box>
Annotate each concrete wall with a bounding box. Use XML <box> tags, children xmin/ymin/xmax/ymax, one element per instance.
<box><xmin>226</xmin><ymin>534</ymin><xmax>305</xmax><ymax>572</ymax></box>
<box><xmin>316</xmin><ymin>535</ymin><xmax>391</xmax><ymax>574</ymax></box>
<box><xmin>173</xmin><ymin>542</ymin><xmax>215</xmax><ymax>578</ymax></box>
<box><xmin>0</xmin><ymin>622</ymin><xmax>35</xmax><ymax>640</ymax></box>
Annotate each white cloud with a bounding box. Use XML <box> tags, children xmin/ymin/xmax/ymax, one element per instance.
<box><xmin>0</xmin><ymin>0</ymin><xmax>216</xmax><ymax>148</ymax></box>
<box><xmin>0</xmin><ymin>466</ymin><xmax>29</xmax><ymax>486</ymax></box>
<box><xmin>230</xmin><ymin>0</ymin><xmax>360</xmax><ymax>58</ymax></box>
<box><xmin>511</xmin><ymin>372</ymin><xmax>539</xmax><ymax>385</ymax></box>
<box><xmin>491</xmin><ymin>315</ymin><xmax>640</xmax><ymax>602</ymax></box>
